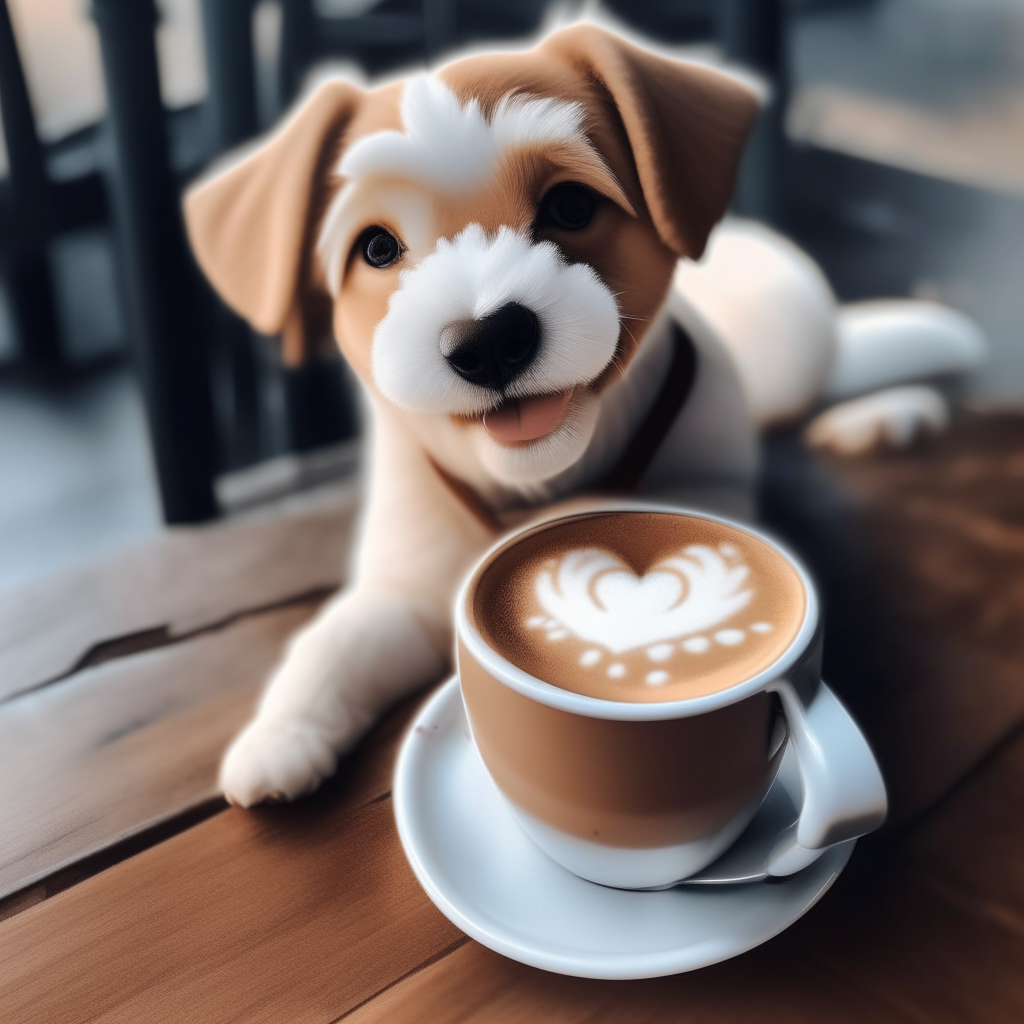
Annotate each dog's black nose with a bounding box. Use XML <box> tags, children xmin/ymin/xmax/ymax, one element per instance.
<box><xmin>444</xmin><ymin>302</ymin><xmax>540</xmax><ymax>391</ymax></box>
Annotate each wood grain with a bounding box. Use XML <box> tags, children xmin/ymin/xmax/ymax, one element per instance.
<box><xmin>902</xmin><ymin>719</ymin><xmax>1024</xmax><ymax>921</ymax></box>
<box><xmin>0</xmin><ymin>691</ymin><xmax>461</xmax><ymax>1024</ymax></box>
<box><xmin>0</xmin><ymin>489</ymin><xmax>357</xmax><ymax>702</ymax></box>
<box><xmin>762</xmin><ymin>412</ymin><xmax>1024</xmax><ymax>823</ymax></box>
<box><xmin>0</xmin><ymin>601</ymin><xmax>320</xmax><ymax>899</ymax></box>
<box><xmin>4</xmin><ymin>413</ymin><xmax>1024</xmax><ymax>1023</ymax></box>
<box><xmin>341</xmin><ymin>936</ymin><xmax>900</xmax><ymax>1024</ymax></box>
<box><xmin>795</xmin><ymin>724</ymin><xmax>1024</xmax><ymax>1024</ymax></box>
<box><xmin>344</xmin><ymin>735</ymin><xmax>1024</xmax><ymax>1024</ymax></box>
<box><xmin>374</xmin><ymin>866</ymin><xmax>1023</xmax><ymax>1024</ymax></box>
<box><xmin>11</xmin><ymin>717</ymin><xmax>1022</xmax><ymax>1024</ymax></box>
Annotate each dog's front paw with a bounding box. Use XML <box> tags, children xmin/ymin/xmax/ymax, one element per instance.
<box><xmin>805</xmin><ymin>385</ymin><xmax>948</xmax><ymax>456</ymax></box>
<box><xmin>219</xmin><ymin>716</ymin><xmax>337</xmax><ymax>807</ymax></box>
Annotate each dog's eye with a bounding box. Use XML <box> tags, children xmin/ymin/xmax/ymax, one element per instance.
<box><xmin>360</xmin><ymin>227</ymin><xmax>402</xmax><ymax>269</ymax></box>
<box><xmin>537</xmin><ymin>183</ymin><xmax>596</xmax><ymax>231</ymax></box>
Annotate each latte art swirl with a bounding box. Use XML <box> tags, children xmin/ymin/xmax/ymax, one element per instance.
<box><xmin>472</xmin><ymin>512</ymin><xmax>806</xmax><ymax>702</ymax></box>
<box><xmin>535</xmin><ymin>544</ymin><xmax>753</xmax><ymax>654</ymax></box>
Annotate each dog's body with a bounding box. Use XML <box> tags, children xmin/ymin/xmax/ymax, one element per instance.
<box><xmin>185</xmin><ymin>25</ymin><xmax>984</xmax><ymax>807</ymax></box>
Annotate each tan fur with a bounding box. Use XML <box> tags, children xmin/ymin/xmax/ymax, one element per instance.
<box><xmin>441</xmin><ymin>25</ymin><xmax>759</xmax><ymax>260</ymax></box>
<box><xmin>185</xmin><ymin>81</ymin><xmax>404</xmax><ymax>362</ymax></box>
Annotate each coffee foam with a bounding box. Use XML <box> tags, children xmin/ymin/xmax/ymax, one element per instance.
<box><xmin>472</xmin><ymin>512</ymin><xmax>805</xmax><ymax>702</ymax></box>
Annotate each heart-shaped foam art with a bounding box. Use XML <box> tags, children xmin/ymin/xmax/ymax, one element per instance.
<box><xmin>535</xmin><ymin>546</ymin><xmax>752</xmax><ymax>654</ymax></box>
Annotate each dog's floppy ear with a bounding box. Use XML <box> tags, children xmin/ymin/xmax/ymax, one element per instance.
<box><xmin>183</xmin><ymin>80</ymin><xmax>363</xmax><ymax>363</ymax></box>
<box><xmin>543</xmin><ymin>24</ymin><xmax>760</xmax><ymax>260</ymax></box>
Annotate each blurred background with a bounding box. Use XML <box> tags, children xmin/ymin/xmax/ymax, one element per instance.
<box><xmin>1</xmin><ymin>0</ymin><xmax>1023</xmax><ymax>592</ymax></box>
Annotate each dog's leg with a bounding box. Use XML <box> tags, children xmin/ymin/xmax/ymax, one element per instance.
<box><xmin>804</xmin><ymin>301</ymin><xmax>985</xmax><ymax>456</ymax></box>
<box><xmin>218</xmin><ymin>589</ymin><xmax>447</xmax><ymax>806</ymax></box>
<box><xmin>220</xmin><ymin>406</ymin><xmax>494</xmax><ymax>807</ymax></box>
<box><xmin>805</xmin><ymin>384</ymin><xmax>949</xmax><ymax>456</ymax></box>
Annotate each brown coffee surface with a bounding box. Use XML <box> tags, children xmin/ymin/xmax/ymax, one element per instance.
<box><xmin>472</xmin><ymin>511</ymin><xmax>806</xmax><ymax>702</ymax></box>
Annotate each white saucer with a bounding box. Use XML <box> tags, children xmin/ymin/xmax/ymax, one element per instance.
<box><xmin>393</xmin><ymin>677</ymin><xmax>855</xmax><ymax>979</ymax></box>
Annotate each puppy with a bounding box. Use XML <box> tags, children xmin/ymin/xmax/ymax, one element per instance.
<box><xmin>185</xmin><ymin>23</ymin><xmax>983</xmax><ymax>807</ymax></box>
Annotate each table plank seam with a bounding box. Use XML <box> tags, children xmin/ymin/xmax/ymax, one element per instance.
<box><xmin>893</xmin><ymin>713</ymin><xmax>1024</xmax><ymax>838</ymax></box>
<box><xmin>1</xmin><ymin>584</ymin><xmax>337</xmax><ymax>706</ymax></box>
<box><xmin>0</xmin><ymin>602</ymin><xmax>326</xmax><ymax>902</ymax></box>
<box><xmin>330</xmin><ymin>935</ymin><xmax>473</xmax><ymax>1024</ymax></box>
<box><xmin>0</xmin><ymin>725</ymin><xmax>403</xmax><ymax>924</ymax></box>
<box><xmin>0</xmin><ymin>796</ymin><xmax>229</xmax><ymax>924</ymax></box>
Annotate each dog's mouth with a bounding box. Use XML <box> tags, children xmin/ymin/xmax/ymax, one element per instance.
<box><xmin>479</xmin><ymin>390</ymin><xmax>574</xmax><ymax>445</ymax></box>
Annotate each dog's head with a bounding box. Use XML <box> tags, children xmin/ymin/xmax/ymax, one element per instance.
<box><xmin>185</xmin><ymin>24</ymin><xmax>758</xmax><ymax>487</ymax></box>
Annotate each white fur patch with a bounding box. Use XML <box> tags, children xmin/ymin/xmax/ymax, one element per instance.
<box><xmin>341</xmin><ymin>75</ymin><xmax>587</xmax><ymax>192</ymax></box>
<box><xmin>371</xmin><ymin>224</ymin><xmax>620</xmax><ymax>415</ymax></box>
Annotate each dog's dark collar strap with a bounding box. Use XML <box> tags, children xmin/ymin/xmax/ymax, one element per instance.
<box><xmin>429</xmin><ymin>457</ymin><xmax>504</xmax><ymax>534</ymax></box>
<box><xmin>595</xmin><ymin>324</ymin><xmax>697</xmax><ymax>494</ymax></box>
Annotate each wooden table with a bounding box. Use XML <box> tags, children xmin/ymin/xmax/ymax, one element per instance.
<box><xmin>3</xmin><ymin>414</ymin><xmax>1024</xmax><ymax>1023</ymax></box>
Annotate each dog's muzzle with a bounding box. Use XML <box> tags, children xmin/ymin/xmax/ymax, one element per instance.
<box><xmin>370</xmin><ymin>224</ymin><xmax>619</xmax><ymax>416</ymax></box>
<box><xmin>443</xmin><ymin>302</ymin><xmax>541</xmax><ymax>392</ymax></box>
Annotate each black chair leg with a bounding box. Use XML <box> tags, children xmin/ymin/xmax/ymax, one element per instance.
<box><xmin>90</xmin><ymin>0</ymin><xmax>219</xmax><ymax>523</ymax></box>
<box><xmin>0</xmin><ymin>0</ymin><xmax>63</xmax><ymax>369</ymax></box>
<box><xmin>201</xmin><ymin>0</ymin><xmax>259</xmax><ymax>149</ymax></box>
<box><xmin>283</xmin><ymin>358</ymin><xmax>358</xmax><ymax>455</ymax></box>
<box><xmin>717</xmin><ymin>0</ymin><xmax>789</xmax><ymax>225</ymax></box>
<box><xmin>279</xmin><ymin>0</ymin><xmax>315</xmax><ymax>111</ymax></box>
<box><xmin>424</xmin><ymin>0</ymin><xmax>457</xmax><ymax>61</ymax></box>
<box><xmin>5</xmin><ymin>250</ymin><xmax>62</xmax><ymax>371</ymax></box>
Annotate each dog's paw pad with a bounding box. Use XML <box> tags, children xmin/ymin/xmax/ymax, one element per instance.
<box><xmin>219</xmin><ymin>717</ymin><xmax>337</xmax><ymax>807</ymax></box>
<box><xmin>805</xmin><ymin>386</ymin><xmax>948</xmax><ymax>456</ymax></box>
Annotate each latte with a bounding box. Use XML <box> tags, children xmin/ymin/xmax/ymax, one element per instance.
<box><xmin>472</xmin><ymin>511</ymin><xmax>805</xmax><ymax>702</ymax></box>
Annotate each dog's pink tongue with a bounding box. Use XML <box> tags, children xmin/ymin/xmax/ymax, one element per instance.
<box><xmin>483</xmin><ymin>392</ymin><xmax>572</xmax><ymax>443</ymax></box>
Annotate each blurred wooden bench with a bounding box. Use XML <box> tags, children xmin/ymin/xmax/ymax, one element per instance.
<box><xmin>3</xmin><ymin>413</ymin><xmax>1024</xmax><ymax>1022</ymax></box>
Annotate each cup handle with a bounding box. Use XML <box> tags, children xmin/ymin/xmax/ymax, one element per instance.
<box><xmin>766</xmin><ymin>680</ymin><xmax>888</xmax><ymax>877</ymax></box>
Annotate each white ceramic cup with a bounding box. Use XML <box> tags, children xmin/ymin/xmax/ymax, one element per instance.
<box><xmin>456</xmin><ymin>506</ymin><xmax>887</xmax><ymax>889</ymax></box>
